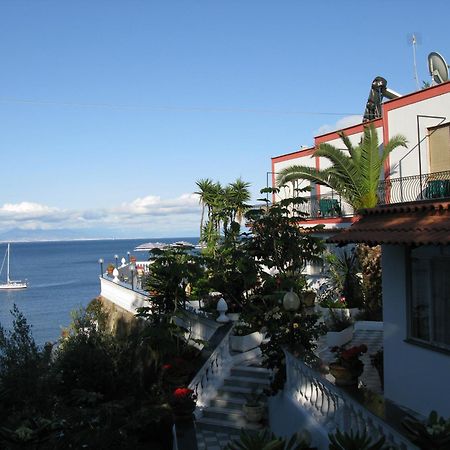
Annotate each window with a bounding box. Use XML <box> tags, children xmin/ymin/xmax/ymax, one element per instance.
<box><xmin>429</xmin><ymin>123</ymin><xmax>450</xmax><ymax>173</ymax></box>
<box><xmin>409</xmin><ymin>249</ymin><xmax>450</xmax><ymax>351</ymax></box>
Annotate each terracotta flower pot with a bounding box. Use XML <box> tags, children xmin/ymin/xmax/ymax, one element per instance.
<box><xmin>329</xmin><ymin>362</ymin><xmax>363</xmax><ymax>386</ymax></box>
<box><xmin>243</xmin><ymin>403</ymin><xmax>265</xmax><ymax>424</ymax></box>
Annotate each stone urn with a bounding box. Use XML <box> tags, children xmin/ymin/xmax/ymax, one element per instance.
<box><xmin>329</xmin><ymin>362</ymin><xmax>363</xmax><ymax>387</ymax></box>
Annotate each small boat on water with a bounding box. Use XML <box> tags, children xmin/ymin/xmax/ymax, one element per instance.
<box><xmin>0</xmin><ymin>243</ymin><xmax>27</xmax><ymax>290</ymax></box>
<box><xmin>134</xmin><ymin>242</ymin><xmax>168</xmax><ymax>251</ymax></box>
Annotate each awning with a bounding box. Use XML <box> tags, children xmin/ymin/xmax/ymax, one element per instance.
<box><xmin>327</xmin><ymin>201</ymin><xmax>450</xmax><ymax>246</ymax></box>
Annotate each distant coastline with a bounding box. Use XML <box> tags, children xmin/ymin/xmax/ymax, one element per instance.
<box><xmin>0</xmin><ymin>236</ymin><xmax>199</xmax><ymax>244</ymax></box>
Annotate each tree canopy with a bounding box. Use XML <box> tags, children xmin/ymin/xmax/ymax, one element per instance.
<box><xmin>277</xmin><ymin>124</ymin><xmax>407</xmax><ymax>210</ymax></box>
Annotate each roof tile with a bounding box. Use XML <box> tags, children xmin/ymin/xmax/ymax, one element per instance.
<box><xmin>327</xmin><ymin>201</ymin><xmax>450</xmax><ymax>245</ymax></box>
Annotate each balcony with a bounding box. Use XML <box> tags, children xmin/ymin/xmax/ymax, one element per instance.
<box><xmin>377</xmin><ymin>170</ymin><xmax>450</xmax><ymax>205</ymax></box>
<box><xmin>287</xmin><ymin>170</ymin><xmax>450</xmax><ymax>221</ymax></box>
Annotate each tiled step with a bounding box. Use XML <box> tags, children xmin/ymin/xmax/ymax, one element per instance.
<box><xmin>196</xmin><ymin>416</ymin><xmax>262</xmax><ymax>433</ymax></box>
<box><xmin>217</xmin><ymin>384</ymin><xmax>259</xmax><ymax>397</ymax></box>
<box><xmin>209</xmin><ymin>396</ymin><xmax>247</xmax><ymax>410</ymax></box>
<box><xmin>223</xmin><ymin>375</ymin><xmax>270</xmax><ymax>389</ymax></box>
<box><xmin>231</xmin><ymin>365</ymin><xmax>272</xmax><ymax>379</ymax></box>
<box><xmin>202</xmin><ymin>405</ymin><xmax>247</xmax><ymax>422</ymax></box>
<box><xmin>195</xmin><ymin>359</ymin><xmax>272</xmax><ymax>442</ymax></box>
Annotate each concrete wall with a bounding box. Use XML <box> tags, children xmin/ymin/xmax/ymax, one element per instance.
<box><xmin>386</xmin><ymin>91</ymin><xmax>450</xmax><ymax>178</ymax></box>
<box><xmin>268</xmin><ymin>393</ymin><xmax>329</xmax><ymax>449</ymax></box>
<box><xmin>382</xmin><ymin>245</ymin><xmax>450</xmax><ymax>417</ymax></box>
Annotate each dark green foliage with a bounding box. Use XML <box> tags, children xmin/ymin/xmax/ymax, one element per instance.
<box><xmin>0</xmin><ymin>305</ymin><xmax>54</xmax><ymax>422</ymax></box>
<box><xmin>0</xmin><ymin>303</ymin><xmax>175</xmax><ymax>449</ymax></box>
<box><xmin>321</xmin><ymin>249</ymin><xmax>363</xmax><ymax>309</ymax></box>
<box><xmin>142</xmin><ymin>245</ymin><xmax>203</xmax><ymax>314</ymax></box>
<box><xmin>203</xmin><ymin>233</ymin><xmax>258</xmax><ymax>311</ymax></box>
<box><xmin>370</xmin><ymin>348</ymin><xmax>384</xmax><ymax>389</ymax></box>
<box><xmin>328</xmin><ymin>429</ymin><xmax>387</xmax><ymax>450</ymax></box>
<box><xmin>225</xmin><ymin>428</ymin><xmax>315</xmax><ymax>450</ymax></box>
<box><xmin>245</xmin><ymin>190</ymin><xmax>325</xmax><ymax>284</ymax></box>
<box><xmin>239</xmin><ymin>192</ymin><xmax>327</xmax><ymax>393</ymax></box>
<box><xmin>402</xmin><ymin>410</ymin><xmax>450</xmax><ymax>450</ymax></box>
<box><xmin>356</xmin><ymin>244</ymin><xmax>382</xmax><ymax>320</ymax></box>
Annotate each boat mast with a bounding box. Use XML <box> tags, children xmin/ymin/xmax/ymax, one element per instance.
<box><xmin>7</xmin><ymin>243</ymin><xmax>10</xmax><ymax>283</ymax></box>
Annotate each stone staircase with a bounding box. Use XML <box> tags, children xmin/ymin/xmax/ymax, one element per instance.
<box><xmin>195</xmin><ymin>359</ymin><xmax>272</xmax><ymax>435</ymax></box>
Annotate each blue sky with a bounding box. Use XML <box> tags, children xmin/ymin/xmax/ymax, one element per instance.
<box><xmin>1</xmin><ymin>0</ymin><xmax>449</xmax><ymax>239</ymax></box>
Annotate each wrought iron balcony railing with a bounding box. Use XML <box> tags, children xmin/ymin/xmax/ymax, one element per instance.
<box><xmin>296</xmin><ymin>193</ymin><xmax>354</xmax><ymax>220</ymax></box>
<box><xmin>271</xmin><ymin>170</ymin><xmax>450</xmax><ymax>221</ymax></box>
<box><xmin>377</xmin><ymin>170</ymin><xmax>450</xmax><ymax>205</ymax></box>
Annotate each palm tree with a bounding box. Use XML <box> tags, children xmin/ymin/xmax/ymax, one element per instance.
<box><xmin>195</xmin><ymin>178</ymin><xmax>214</xmax><ymax>241</ymax></box>
<box><xmin>229</xmin><ymin>178</ymin><xmax>251</xmax><ymax>223</ymax></box>
<box><xmin>277</xmin><ymin>124</ymin><xmax>407</xmax><ymax>210</ymax></box>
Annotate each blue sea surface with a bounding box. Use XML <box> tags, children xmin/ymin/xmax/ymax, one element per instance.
<box><xmin>0</xmin><ymin>238</ymin><xmax>197</xmax><ymax>346</ymax></box>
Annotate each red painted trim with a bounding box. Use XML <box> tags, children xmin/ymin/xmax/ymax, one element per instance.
<box><xmin>383</xmin><ymin>81</ymin><xmax>450</xmax><ymax>112</ymax></box>
<box><xmin>298</xmin><ymin>216</ymin><xmax>358</xmax><ymax>225</ymax></box>
<box><xmin>315</xmin><ymin>118</ymin><xmax>383</xmax><ymax>145</ymax></box>
<box><xmin>272</xmin><ymin>147</ymin><xmax>315</xmax><ymax>163</ymax></box>
<box><xmin>315</xmin><ymin>156</ymin><xmax>321</xmax><ymax>196</ymax></box>
<box><xmin>271</xmin><ymin>159</ymin><xmax>276</xmax><ymax>204</ymax></box>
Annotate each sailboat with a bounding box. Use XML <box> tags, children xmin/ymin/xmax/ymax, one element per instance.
<box><xmin>0</xmin><ymin>243</ymin><xmax>27</xmax><ymax>290</ymax></box>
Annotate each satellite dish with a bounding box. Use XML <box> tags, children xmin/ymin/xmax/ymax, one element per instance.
<box><xmin>428</xmin><ymin>52</ymin><xmax>449</xmax><ymax>84</ymax></box>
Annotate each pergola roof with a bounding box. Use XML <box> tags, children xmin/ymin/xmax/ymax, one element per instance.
<box><xmin>327</xmin><ymin>201</ymin><xmax>450</xmax><ymax>246</ymax></box>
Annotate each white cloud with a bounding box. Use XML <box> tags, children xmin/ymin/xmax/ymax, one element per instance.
<box><xmin>0</xmin><ymin>194</ymin><xmax>202</xmax><ymax>237</ymax></box>
<box><xmin>0</xmin><ymin>202</ymin><xmax>59</xmax><ymax>217</ymax></box>
<box><xmin>316</xmin><ymin>115</ymin><xmax>363</xmax><ymax>136</ymax></box>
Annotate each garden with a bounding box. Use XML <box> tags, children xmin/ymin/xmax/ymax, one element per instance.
<box><xmin>1</xmin><ymin>173</ymin><xmax>449</xmax><ymax>450</ymax></box>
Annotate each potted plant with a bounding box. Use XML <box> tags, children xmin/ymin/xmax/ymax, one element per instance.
<box><xmin>402</xmin><ymin>410</ymin><xmax>450</xmax><ymax>450</ymax></box>
<box><xmin>325</xmin><ymin>310</ymin><xmax>354</xmax><ymax>347</ymax></box>
<box><xmin>243</xmin><ymin>390</ymin><xmax>265</xmax><ymax>424</ymax></box>
<box><xmin>230</xmin><ymin>322</ymin><xmax>264</xmax><ymax>353</ymax></box>
<box><xmin>161</xmin><ymin>359</ymin><xmax>191</xmax><ymax>390</ymax></box>
<box><xmin>328</xmin><ymin>344</ymin><xmax>368</xmax><ymax>386</ymax></box>
<box><xmin>168</xmin><ymin>387</ymin><xmax>197</xmax><ymax>422</ymax></box>
<box><xmin>370</xmin><ymin>348</ymin><xmax>384</xmax><ymax>389</ymax></box>
<box><xmin>225</xmin><ymin>428</ymin><xmax>316</xmax><ymax>450</ymax></box>
<box><xmin>328</xmin><ymin>429</ymin><xmax>387</xmax><ymax>450</ymax></box>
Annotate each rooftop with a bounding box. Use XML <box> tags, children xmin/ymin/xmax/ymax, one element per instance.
<box><xmin>328</xmin><ymin>200</ymin><xmax>450</xmax><ymax>245</ymax></box>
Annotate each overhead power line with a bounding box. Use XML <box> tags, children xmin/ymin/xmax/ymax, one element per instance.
<box><xmin>0</xmin><ymin>97</ymin><xmax>358</xmax><ymax>117</ymax></box>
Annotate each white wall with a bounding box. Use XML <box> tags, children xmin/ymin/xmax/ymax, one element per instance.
<box><xmin>382</xmin><ymin>245</ymin><xmax>450</xmax><ymax>417</ymax></box>
<box><xmin>273</xmin><ymin>152</ymin><xmax>317</xmax><ymax>200</ymax></box>
<box><xmin>387</xmin><ymin>92</ymin><xmax>450</xmax><ymax>178</ymax></box>
<box><xmin>100</xmin><ymin>277</ymin><xmax>149</xmax><ymax>314</ymax></box>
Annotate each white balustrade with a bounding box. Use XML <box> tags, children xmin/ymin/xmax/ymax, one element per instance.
<box><xmin>100</xmin><ymin>276</ymin><xmax>150</xmax><ymax>314</ymax></box>
<box><xmin>189</xmin><ymin>327</ymin><xmax>234</xmax><ymax>416</ymax></box>
<box><xmin>284</xmin><ymin>351</ymin><xmax>418</xmax><ymax>450</ymax></box>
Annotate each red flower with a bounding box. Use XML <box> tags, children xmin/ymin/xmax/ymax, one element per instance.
<box><xmin>173</xmin><ymin>388</ymin><xmax>194</xmax><ymax>399</ymax></box>
<box><xmin>162</xmin><ymin>364</ymin><xmax>172</xmax><ymax>370</ymax></box>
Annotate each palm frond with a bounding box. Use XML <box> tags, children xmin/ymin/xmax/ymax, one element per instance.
<box><xmin>315</xmin><ymin>144</ymin><xmax>365</xmax><ymax>201</ymax></box>
<box><xmin>381</xmin><ymin>134</ymin><xmax>408</xmax><ymax>163</ymax></box>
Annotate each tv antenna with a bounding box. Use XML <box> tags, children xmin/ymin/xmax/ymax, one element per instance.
<box><xmin>407</xmin><ymin>33</ymin><xmax>421</xmax><ymax>90</ymax></box>
<box><xmin>428</xmin><ymin>51</ymin><xmax>449</xmax><ymax>85</ymax></box>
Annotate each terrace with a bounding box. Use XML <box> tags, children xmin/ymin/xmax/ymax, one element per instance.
<box><xmin>274</xmin><ymin>169</ymin><xmax>450</xmax><ymax>221</ymax></box>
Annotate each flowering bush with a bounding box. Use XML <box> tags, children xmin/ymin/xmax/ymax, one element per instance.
<box><xmin>319</xmin><ymin>295</ymin><xmax>348</xmax><ymax>309</ymax></box>
<box><xmin>232</xmin><ymin>322</ymin><xmax>258</xmax><ymax>336</ymax></box>
<box><xmin>331</xmin><ymin>344</ymin><xmax>368</xmax><ymax>371</ymax></box>
<box><xmin>169</xmin><ymin>387</ymin><xmax>197</xmax><ymax>414</ymax></box>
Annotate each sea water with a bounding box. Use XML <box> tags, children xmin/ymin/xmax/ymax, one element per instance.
<box><xmin>0</xmin><ymin>238</ymin><xmax>197</xmax><ymax>346</ymax></box>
